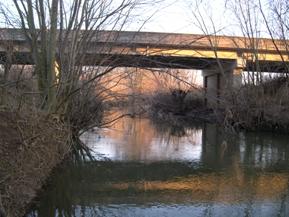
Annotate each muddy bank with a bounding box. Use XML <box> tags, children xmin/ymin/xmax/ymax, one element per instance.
<box><xmin>0</xmin><ymin>109</ymin><xmax>71</xmax><ymax>217</ymax></box>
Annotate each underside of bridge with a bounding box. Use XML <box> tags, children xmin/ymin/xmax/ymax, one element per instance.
<box><xmin>1</xmin><ymin>51</ymin><xmax>287</xmax><ymax>70</ymax></box>
<box><xmin>0</xmin><ymin>49</ymin><xmax>288</xmax><ymax>107</ymax></box>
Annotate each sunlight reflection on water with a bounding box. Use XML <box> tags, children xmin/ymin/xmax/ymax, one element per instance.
<box><xmin>27</xmin><ymin>115</ymin><xmax>289</xmax><ymax>217</ymax></box>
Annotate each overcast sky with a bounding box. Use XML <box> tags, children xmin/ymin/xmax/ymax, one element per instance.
<box><xmin>0</xmin><ymin>0</ymin><xmax>270</xmax><ymax>37</ymax></box>
<box><xmin>127</xmin><ymin>0</ymin><xmax>231</xmax><ymax>34</ymax></box>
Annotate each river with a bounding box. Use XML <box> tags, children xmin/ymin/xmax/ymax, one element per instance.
<box><xmin>26</xmin><ymin>113</ymin><xmax>289</xmax><ymax>217</ymax></box>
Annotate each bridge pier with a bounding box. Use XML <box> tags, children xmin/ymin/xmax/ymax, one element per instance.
<box><xmin>203</xmin><ymin>63</ymin><xmax>243</xmax><ymax>106</ymax></box>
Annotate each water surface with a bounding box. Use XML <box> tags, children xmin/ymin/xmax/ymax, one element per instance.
<box><xmin>27</xmin><ymin>115</ymin><xmax>289</xmax><ymax>217</ymax></box>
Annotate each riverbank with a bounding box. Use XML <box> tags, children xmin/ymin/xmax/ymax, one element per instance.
<box><xmin>0</xmin><ymin>108</ymin><xmax>71</xmax><ymax>217</ymax></box>
<box><xmin>221</xmin><ymin>78</ymin><xmax>289</xmax><ymax>133</ymax></box>
<box><xmin>147</xmin><ymin>78</ymin><xmax>289</xmax><ymax>133</ymax></box>
<box><xmin>148</xmin><ymin>89</ymin><xmax>217</xmax><ymax>125</ymax></box>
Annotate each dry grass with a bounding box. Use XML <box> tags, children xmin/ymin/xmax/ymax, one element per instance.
<box><xmin>0</xmin><ymin>108</ymin><xmax>71</xmax><ymax>217</ymax></box>
<box><xmin>0</xmin><ymin>66</ymin><xmax>105</xmax><ymax>217</ymax></box>
<box><xmin>222</xmin><ymin>77</ymin><xmax>289</xmax><ymax>132</ymax></box>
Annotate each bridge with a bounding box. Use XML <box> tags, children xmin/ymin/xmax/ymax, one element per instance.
<box><xmin>0</xmin><ymin>28</ymin><xmax>288</xmax><ymax>101</ymax></box>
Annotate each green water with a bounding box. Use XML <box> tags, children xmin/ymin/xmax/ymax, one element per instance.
<box><xmin>26</xmin><ymin>116</ymin><xmax>289</xmax><ymax>217</ymax></box>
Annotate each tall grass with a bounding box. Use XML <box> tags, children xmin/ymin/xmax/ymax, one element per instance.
<box><xmin>222</xmin><ymin>76</ymin><xmax>289</xmax><ymax>132</ymax></box>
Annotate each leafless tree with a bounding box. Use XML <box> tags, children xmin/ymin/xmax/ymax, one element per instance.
<box><xmin>0</xmin><ymin>0</ymin><xmax>162</xmax><ymax>131</ymax></box>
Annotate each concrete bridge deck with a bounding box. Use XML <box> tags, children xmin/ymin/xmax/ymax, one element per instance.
<box><xmin>0</xmin><ymin>28</ymin><xmax>288</xmax><ymax>102</ymax></box>
<box><xmin>0</xmin><ymin>28</ymin><xmax>288</xmax><ymax>70</ymax></box>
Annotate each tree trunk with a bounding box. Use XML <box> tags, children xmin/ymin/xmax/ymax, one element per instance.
<box><xmin>47</xmin><ymin>0</ymin><xmax>59</xmax><ymax>112</ymax></box>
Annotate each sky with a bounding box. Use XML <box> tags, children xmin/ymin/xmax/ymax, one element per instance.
<box><xmin>1</xmin><ymin>0</ymin><xmax>276</xmax><ymax>38</ymax></box>
<box><xmin>127</xmin><ymin>0</ymin><xmax>231</xmax><ymax>34</ymax></box>
<box><xmin>0</xmin><ymin>0</ymin><xmax>239</xmax><ymax>34</ymax></box>
<box><xmin>0</xmin><ymin>0</ymin><xmax>276</xmax><ymax>38</ymax></box>
<box><xmin>0</xmin><ymin>0</ymin><xmax>275</xmax><ymax>39</ymax></box>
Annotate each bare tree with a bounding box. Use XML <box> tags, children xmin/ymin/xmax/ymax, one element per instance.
<box><xmin>0</xmin><ymin>0</ymin><xmax>160</xmax><ymax>114</ymax></box>
<box><xmin>258</xmin><ymin>0</ymin><xmax>289</xmax><ymax>74</ymax></box>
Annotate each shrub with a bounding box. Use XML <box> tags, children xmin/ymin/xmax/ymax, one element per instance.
<box><xmin>222</xmin><ymin>77</ymin><xmax>289</xmax><ymax>131</ymax></box>
<box><xmin>150</xmin><ymin>88</ymin><xmax>205</xmax><ymax>115</ymax></box>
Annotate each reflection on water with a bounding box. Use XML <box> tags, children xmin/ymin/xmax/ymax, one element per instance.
<box><xmin>82</xmin><ymin>117</ymin><xmax>203</xmax><ymax>162</ymax></box>
<box><xmin>26</xmin><ymin>115</ymin><xmax>289</xmax><ymax>217</ymax></box>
